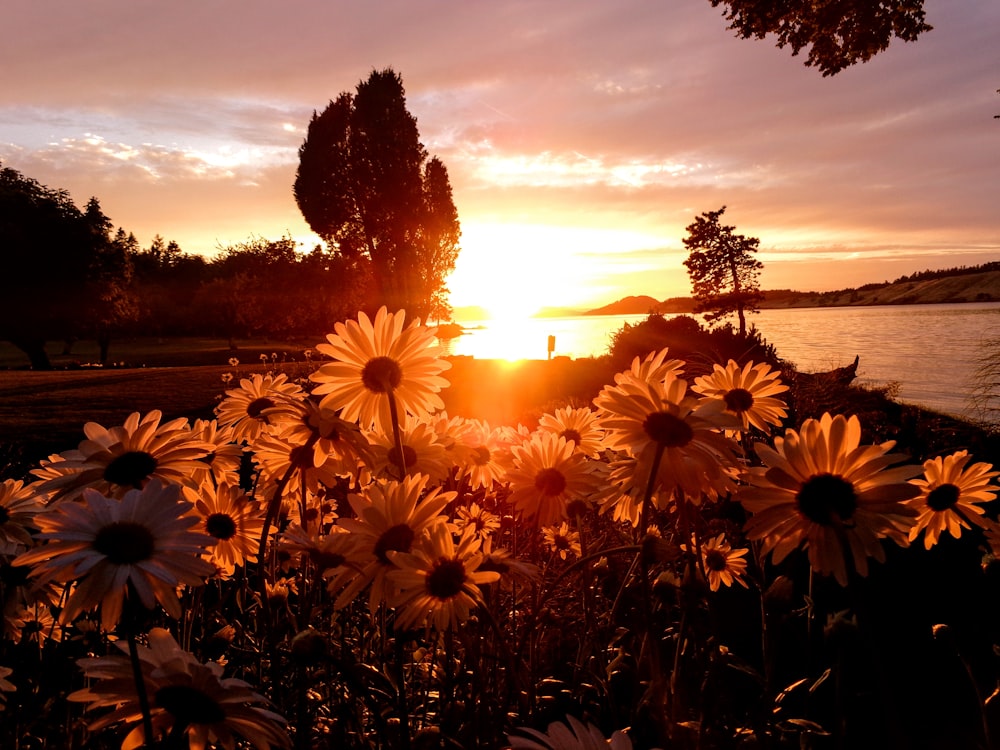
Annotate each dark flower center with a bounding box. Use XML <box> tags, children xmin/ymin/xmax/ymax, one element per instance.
<box><xmin>534</xmin><ymin>468</ymin><xmax>567</xmax><ymax>497</ymax></box>
<box><xmin>374</xmin><ymin>523</ymin><xmax>415</xmax><ymax>564</ymax></box>
<box><xmin>361</xmin><ymin>356</ymin><xmax>403</xmax><ymax>393</ymax></box>
<box><xmin>103</xmin><ymin>451</ymin><xmax>158</xmax><ymax>488</ymax></box>
<box><xmin>246</xmin><ymin>397</ymin><xmax>275</xmax><ymax>420</ymax></box>
<box><xmin>155</xmin><ymin>684</ymin><xmax>227</xmax><ymax>725</ymax></box>
<box><xmin>723</xmin><ymin>388</ymin><xmax>755</xmax><ymax>413</ymax></box>
<box><xmin>426</xmin><ymin>557</ymin><xmax>466</xmax><ymax>599</ymax></box>
<box><xmin>643</xmin><ymin>412</ymin><xmax>694</xmax><ymax>448</ymax></box>
<box><xmin>560</xmin><ymin>428</ymin><xmax>583</xmax><ymax>446</ymax></box>
<box><xmin>705</xmin><ymin>549</ymin><xmax>728</xmax><ymax>572</ymax></box>
<box><xmin>472</xmin><ymin>446</ymin><xmax>491</xmax><ymax>466</ymax></box>
<box><xmin>388</xmin><ymin>445</ymin><xmax>418</xmax><ymax>471</ymax></box>
<box><xmin>796</xmin><ymin>473</ymin><xmax>857</xmax><ymax>526</ymax></box>
<box><xmin>926</xmin><ymin>483</ymin><xmax>961</xmax><ymax>511</ymax></box>
<box><xmin>206</xmin><ymin>513</ymin><xmax>237</xmax><ymax>541</ymax></box>
<box><xmin>93</xmin><ymin>521</ymin><xmax>156</xmax><ymax>564</ymax></box>
<box><xmin>553</xmin><ymin>534</ymin><xmax>571</xmax><ymax>550</ymax></box>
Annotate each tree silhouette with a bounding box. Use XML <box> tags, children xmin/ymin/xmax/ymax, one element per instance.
<box><xmin>294</xmin><ymin>68</ymin><xmax>461</xmax><ymax>320</ymax></box>
<box><xmin>709</xmin><ymin>0</ymin><xmax>932</xmax><ymax>76</ymax></box>
<box><xmin>0</xmin><ymin>164</ymin><xmax>133</xmax><ymax>368</ymax></box>
<box><xmin>682</xmin><ymin>206</ymin><xmax>763</xmax><ymax>337</ymax></box>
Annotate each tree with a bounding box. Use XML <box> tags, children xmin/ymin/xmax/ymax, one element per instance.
<box><xmin>708</xmin><ymin>0</ymin><xmax>932</xmax><ymax>76</ymax></box>
<box><xmin>293</xmin><ymin>68</ymin><xmax>461</xmax><ymax>320</ymax></box>
<box><xmin>79</xmin><ymin>199</ymin><xmax>139</xmax><ymax>364</ymax></box>
<box><xmin>682</xmin><ymin>206</ymin><xmax>764</xmax><ymax>337</ymax></box>
<box><xmin>0</xmin><ymin>164</ymin><xmax>133</xmax><ymax>368</ymax></box>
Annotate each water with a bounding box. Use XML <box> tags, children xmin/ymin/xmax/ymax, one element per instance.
<box><xmin>446</xmin><ymin>303</ymin><xmax>1000</xmax><ymax>420</ymax></box>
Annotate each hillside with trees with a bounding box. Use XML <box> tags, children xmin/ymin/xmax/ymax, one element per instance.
<box><xmin>587</xmin><ymin>261</ymin><xmax>1000</xmax><ymax>315</ymax></box>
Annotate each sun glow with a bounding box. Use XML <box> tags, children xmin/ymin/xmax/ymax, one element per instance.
<box><xmin>447</xmin><ymin>221</ymin><xmax>667</xmax><ymax>322</ymax></box>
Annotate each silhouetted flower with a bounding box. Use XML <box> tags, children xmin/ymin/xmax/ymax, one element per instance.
<box><xmin>542</xmin><ymin>522</ymin><xmax>582</xmax><ymax>560</ymax></box>
<box><xmin>454</xmin><ymin>418</ymin><xmax>509</xmax><ymax>490</ymax></box>
<box><xmin>538</xmin><ymin>406</ymin><xmax>606</xmax><ymax>458</ymax></box>
<box><xmin>14</xmin><ymin>481</ymin><xmax>215</xmax><ymax>629</ymax></box>
<box><xmin>594</xmin><ymin>374</ymin><xmax>741</xmax><ymax>501</ymax></box>
<box><xmin>506</xmin><ymin>433</ymin><xmax>600</xmax><ymax>526</ymax></box>
<box><xmin>906</xmin><ymin>450</ymin><xmax>999</xmax><ymax>549</ymax></box>
<box><xmin>697</xmin><ymin>533</ymin><xmax>749</xmax><ymax>591</ymax></box>
<box><xmin>455</xmin><ymin>502</ymin><xmax>501</xmax><ymax>540</ymax></box>
<box><xmin>0</xmin><ymin>478</ymin><xmax>43</xmax><ymax>555</ymax></box>
<box><xmin>335</xmin><ymin>475</ymin><xmax>453</xmax><ymax>613</ymax></box>
<box><xmin>691</xmin><ymin>359</ymin><xmax>789</xmax><ymax>437</ymax></box>
<box><xmin>507</xmin><ymin>714</ymin><xmax>636</xmax><ymax>749</ymax></box>
<box><xmin>367</xmin><ymin>416</ymin><xmax>451</xmax><ymax>482</ymax></box>
<box><xmin>739</xmin><ymin>413</ymin><xmax>920</xmax><ymax>586</ymax></box>
<box><xmin>70</xmin><ymin>627</ymin><xmax>290</xmax><ymax>749</ymax></box>
<box><xmin>310</xmin><ymin>307</ymin><xmax>451</xmax><ymax>433</ymax></box>
<box><xmin>215</xmin><ymin>373</ymin><xmax>304</xmax><ymax>444</ymax></box>
<box><xmin>32</xmin><ymin>411</ymin><xmax>210</xmax><ymax>501</ymax></box>
<box><xmin>194</xmin><ymin>482</ymin><xmax>268</xmax><ymax>577</ymax></box>
<box><xmin>389</xmin><ymin>525</ymin><xmax>499</xmax><ymax>631</ymax></box>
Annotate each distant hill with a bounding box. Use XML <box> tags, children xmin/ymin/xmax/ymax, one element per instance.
<box><xmin>585</xmin><ymin>263</ymin><xmax>1000</xmax><ymax>316</ymax></box>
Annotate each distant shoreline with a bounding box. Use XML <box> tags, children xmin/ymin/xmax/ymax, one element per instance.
<box><xmin>575</xmin><ymin>267</ymin><xmax>1000</xmax><ymax>317</ymax></box>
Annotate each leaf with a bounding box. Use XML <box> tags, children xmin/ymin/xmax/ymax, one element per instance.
<box><xmin>774</xmin><ymin>677</ymin><xmax>810</xmax><ymax>705</ymax></box>
<box><xmin>809</xmin><ymin>668</ymin><xmax>831</xmax><ymax>695</ymax></box>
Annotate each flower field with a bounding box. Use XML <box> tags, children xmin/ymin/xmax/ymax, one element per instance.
<box><xmin>1</xmin><ymin>308</ymin><xmax>999</xmax><ymax>749</ymax></box>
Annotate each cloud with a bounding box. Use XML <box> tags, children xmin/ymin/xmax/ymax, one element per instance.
<box><xmin>1</xmin><ymin>0</ymin><xmax>997</xmax><ymax>307</ymax></box>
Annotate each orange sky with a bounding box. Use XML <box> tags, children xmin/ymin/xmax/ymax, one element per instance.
<box><xmin>2</xmin><ymin>1</ymin><xmax>998</xmax><ymax>318</ymax></box>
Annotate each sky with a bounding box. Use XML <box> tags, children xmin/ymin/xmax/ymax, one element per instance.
<box><xmin>2</xmin><ymin>0</ymin><xmax>998</xmax><ymax>319</ymax></box>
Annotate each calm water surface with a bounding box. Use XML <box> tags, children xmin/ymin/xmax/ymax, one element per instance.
<box><xmin>448</xmin><ymin>303</ymin><xmax>1000</xmax><ymax>420</ymax></box>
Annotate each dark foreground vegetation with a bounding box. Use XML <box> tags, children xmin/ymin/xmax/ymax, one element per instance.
<box><xmin>0</xmin><ymin>312</ymin><xmax>999</xmax><ymax>749</ymax></box>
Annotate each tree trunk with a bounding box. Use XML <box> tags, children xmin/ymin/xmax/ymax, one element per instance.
<box><xmin>98</xmin><ymin>331</ymin><xmax>112</xmax><ymax>366</ymax></box>
<box><xmin>9</xmin><ymin>337</ymin><xmax>52</xmax><ymax>369</ymax></box>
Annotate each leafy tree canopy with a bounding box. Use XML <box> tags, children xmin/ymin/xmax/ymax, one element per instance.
<box><xmin>0</xmin><ymin>163</ymin><xmax>135</xmax><ymax>367</ymax></box>
<box><xmin>709</xmin><ymin>0</ymin><xmax>932</xmax><ymax>76</ymax></box>
<box><xmin>294</xmin><ymin>68</ymin><xmax>461</xmax><ymax>320</ymax></box>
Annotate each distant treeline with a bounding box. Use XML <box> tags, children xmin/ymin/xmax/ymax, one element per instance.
<box><xmin>777</xmin><ymin>260</ymin><xmax>1000</xmax><ymax>297</ymax></box>
<box><xmin>882</xmin><ymin>260</ymin><xmax>1000</xmax><ymax>286</ymax></box>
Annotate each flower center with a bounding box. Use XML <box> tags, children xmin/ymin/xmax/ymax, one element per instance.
<box><xmin>92</xmin><ymin>521</ymin><xmax>156</xmax><ymax>564</ymax></box>
<box><xmin>388</xmin><ymin>445</ymin><xmax>418</xmax><ymax>471</ymax></box>
<box><xmin>361</xmin><ymin>356</ymin><xmax>403</xmax><ymax>393</ymax></box>
<box><xmin>103</xmin><ymin>451</ymin><xmax>158</xmax><ymax>488</ymax></box>
<box><xmin>246</xmin><ymin>397</ymin><xmax>275</xmax><ymax>420</ymax></box>
<box><xmin>705</xmin><ymin>549</ymin><xmax>728</xmax><ymax>572</ymax></box>
<box><xmin>0</xmin><ymin>507</ymin><xmax>9</xmax><ymax>524</ymax></box>
<box><xmin>723</xmin><ymin>388</ymin><xmax>755</xmax><ymax>413</ymax></box>
<box><xmin>796</xmin><ymin>473</ymin><xmax>857</xmax><ymax>526</ymax></box>
<box><xmin>374</xmin><ymin>523</ymin><xmax>415</xmax><ymax>564</ymax></box>
<box><xmin>206</xmin><ymin>513</ymin><xmax>237</xmax><ymax>540</ymax></box>
<box><xmin>642</xmin><ymin>411</ymin><xmax>694</xmax><ymax>448</ymax></box>
<box><xmin>155</xmin><ymin>684</ymin><xmax>227</xmax><ymax>725</ymax></box>
<box><xmin>560</xmin><ymin>428</ymin><xmax>583</xmax><ymax>446</ymax></box>
<box><xmin>553</xmin><ymin>534</ymin><xmax>571</xmax><ymax>550</ymax></box>
<box><xmin>534</xmin><ymin>468</ymin><xmax>567</xmax><ymax>497</ymax></box>
<box><xmin>472</xmin><ymin>446</ymin><xmax>491</xmax><ymax>466</ymax></box>
<box><xmin>926</xmin><ymin>483</ymin><xmax>961</xmax><ymax>511</ymax></box>
<box><xmin>426</xmin><ymin>557</ymin><xmax>466</xmax><ymax>599</ymax></box>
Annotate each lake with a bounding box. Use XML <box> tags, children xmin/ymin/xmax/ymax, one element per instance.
<box><xmin>446</xmin><ymin>302</ymin><xmax>1000</xmax><ymax>421</ymax></box>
